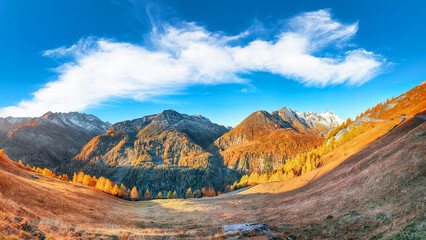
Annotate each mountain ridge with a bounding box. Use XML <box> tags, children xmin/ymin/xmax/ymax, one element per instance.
<box><xmin>0</xmin><ymin>112</ymin><xmax>110</xmax><ymax>169</ymax></box>
<box><xmin>210</xmin><ymin>107</ymin><xmax>342</xmax><ymax>173</ymax></box>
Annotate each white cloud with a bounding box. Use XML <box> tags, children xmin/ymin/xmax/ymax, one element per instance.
<box><xmin>0</xmin><ymin>9</ymin><xmax>386</xmax><ymax>117</ymax></box>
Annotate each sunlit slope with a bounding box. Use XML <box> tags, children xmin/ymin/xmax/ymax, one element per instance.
<box><xmin>0</xmin><ymin>82</ymin><xmax>424</xmax><ymax>239</ymax></box>
<box><xmin>210</xmin><ymin>109</ymin><xmax>333</xmax><ymax>173</ymax></box>
<box><xmin>229</xmin><ymin>114</ymin><xmax>425</xmax><ymax>239</ymax></box>
<box><xmin>1</xmin><ymin>113</ymin><xmax>424</xmax><ymax>239</ymax></box>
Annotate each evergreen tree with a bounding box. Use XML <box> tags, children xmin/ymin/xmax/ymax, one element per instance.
<box><xmin>144</xmin><ymin>189</ymin><xmax>153</xmax><ymax>200</ymax></box>
<box><xmin>194</xmin><ymin>189</ymin><xmax>202</xmax><ymax>198</ymax></box>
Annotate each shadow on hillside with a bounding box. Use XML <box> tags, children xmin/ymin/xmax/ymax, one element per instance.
<box><xmin>135</xmin><ymin>116</ymin><xmax>425</xmax><ymax>238</ymax></box>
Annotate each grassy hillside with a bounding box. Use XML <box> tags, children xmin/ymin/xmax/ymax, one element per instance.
<box><xmin>0</xmin><ymin>111</ymin><xmax>424</xmax><ymax>239</ymax></box>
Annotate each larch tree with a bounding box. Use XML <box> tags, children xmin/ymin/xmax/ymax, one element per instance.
<box><xmin>185</xmin><ymin>188</ymin><xmax>193</xmax><ymax>199</ymax></box>
<box><xmin>104</xmin><ymin>179</ymin><xmax>113</xmax><ymax>194</ymax></box>
<box><xmin>95</xmin><ymin>177</ymin><xmax>107</xmax><ymax>190</ymax></box>
<box><xmin>76</xmin><ymin>172</ymin><xmax>85</xmax><ymax>184</ymax></box>
<box><xmin>156</xmin><ymin>191</ymin><xmax>164</xmax><ymax>199</ymax></box>
<box><xmin>42</xmin><ymin>168</ymin><xmax>53</xmax><ymax>177</ymax></box>
<box><xmin>248</xmin><ymin>172</ymin><xmax>260</xmax><ymax>185</ymax></box>
<box><xmin>82</xmin><ymin>174</ymin><xmax>94</xmax><ymax>186</ymax></box>
<box><xmin>72</xmin><ymin>172</ymin><xmax>78</xmax><ymax>183</ymax></box>
<box><xmin>130</xmin><ymin>186</ymin><xmax>139</xmax><ymax>201</ymax></box>
<box><xmin>111</xmin><ymin>184</ymin><xmax>120</xmax><ymax>197</ymax></box>
<box><xmin>172</xmin><ymin>191</ymin><xmax>178</xmax><ymax>199</ymax></box>
<box><xmin>119</xmin><ymin>184</ymin><xmax>128</xmax><ymax>198</ymax></box>
<box><xmin>62</xmin><ymin>174</ymin><xmax>70</xmax><ymax>182</ymax></box>
<box><xmin>166</xmin><ymin>191</ymin><xmax>173</xmax><ymax>199</ymax></box>
<box><xmin>92</xmin><ymin>176</ymin><xmax>98</xmax><ymax>184</ymax></box>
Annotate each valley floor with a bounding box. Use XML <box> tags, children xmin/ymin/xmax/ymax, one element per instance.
<box><xmin>0</xmin><ymin>115</ymin><xmax>425</xmax><ymax>239</ymax></box>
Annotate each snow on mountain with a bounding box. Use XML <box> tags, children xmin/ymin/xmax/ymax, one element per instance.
<box><xmin>40</xmin><ymin>112</ymin><xmax>111</xmax><ymax>134</ymax></box>
<box><xmin>0</xmin><ymin>112</ymin><xmax>111</xmax><ymax>169</ymax></box>
<box><xmin>296</xmin><ymin>110</ymin><xmax>344</xmax><ymax>131</ymax></box>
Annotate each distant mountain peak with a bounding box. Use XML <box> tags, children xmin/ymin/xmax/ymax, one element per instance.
<box><xmin>0</xmin><ymin>111</ymin><xmax>111</xmax><ymax>169</ymax></box>
<box><xmin>74</xmin><ymin>110</ymin><xmax>229</xmax><ymax>168</ymax></box>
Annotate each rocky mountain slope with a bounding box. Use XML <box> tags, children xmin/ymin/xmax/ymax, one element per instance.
<box><xmin>0</xmin><ymin>112</ymin><xmax>110</xmax><ymax>169</ymax></box>
<box><xmin>210</xmin><ymin>108</ymin><xmax>343</xmax><ymax>173</ymax></box>
<box><xmin>69</xmin><ymin>110</ymin><xmax>233</xmax><ymax>194</ymax></box>
<box><xmin>0</xmin><ymin>96</ymin><xmax>424</xmax><ymax>239</ymax></box>
<box><xmin>328</xmin><ymin>80</ymin><xmax>426</xmax><ymax>144</ymax></box>
<box><xmin>74</xmin><ymin>110</ymin><xmax>228</xmax><ymax>168</ymax></box>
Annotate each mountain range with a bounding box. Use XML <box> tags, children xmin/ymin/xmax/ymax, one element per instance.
<box><xmin>0</xmin><ymin>106</ymin><xmax>342</xmax><ymax>195</ymax></box>
<box><xmin>0</xmin><ymin>81</ymin><xmax>424</xmax><ymax>239</ymax></box>
<box><xmin>211</xmin><ymin>107</ymin><xmax>343</xmax><ymax>172</ymax></box>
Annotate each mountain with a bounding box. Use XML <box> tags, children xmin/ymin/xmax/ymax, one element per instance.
<box><xmin>0</xmin><ymin>112</ymin><xmax>110</xmax><ymax>169</ymax></box>
<box><xmin>74</xmin><ymin>110</ymin><xmax>228</xmax><ymax>168</ymax></box>
<box><xmin>327</xmin><ymin>80</ymin><xmax>426</xmax><ymax>145</ymax></box>
<box><xmin>0</xmin><ymin>83</ymin><xmax>424</xmax><ymax>239</ymax></box>
<box><xmin>70</xmin><ymin>110</ymin><xmax>233</xmax><ymax>194</ymax></box>
<box><xmin>210</xmin><ymin>108</ymin><xmax>343</xmax><ymax>173</ymax></box>
<box><xmin>294</xmin><ymin>109</ymin><xmax>343</xmax><ymax>136</ymax></box>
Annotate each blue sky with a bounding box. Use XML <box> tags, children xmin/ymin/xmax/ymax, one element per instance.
<box><xmin>0</xmin><ymin>0</ymin><xmax>425</xmax><ymax>126</ymax></box>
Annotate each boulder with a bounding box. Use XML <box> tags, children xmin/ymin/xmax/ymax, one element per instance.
<box><xmin>223</xmin><ymin>222</ymin><xmax>271</xmax><ymax>235</ymax></box>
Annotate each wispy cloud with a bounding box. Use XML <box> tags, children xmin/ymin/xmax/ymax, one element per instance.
<box><xmin>0</xmin><ymin>9</ymin><xmax>386</xmax><ymax>117</ymax></box>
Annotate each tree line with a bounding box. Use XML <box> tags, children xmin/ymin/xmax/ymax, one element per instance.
<box><xmin>225</xmin><ymin>121</ymin><xmax>368</xmax><ymax>192</ymax></box>
<box><xmin>16</xmin><ymin>159</ymin><xmax>221</xmax><ymax>201</ymax></box>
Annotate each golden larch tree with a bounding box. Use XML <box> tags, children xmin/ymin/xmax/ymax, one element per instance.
<box><xmin>130</xmin><ymin>186</ymin><xmax>139</xmax><ymax>200</ymax></box>
<box><xmin>185</xmin><ymin>188</ymin><xmax>193</xmax><ymax>199</ymax></box>
<box><xmin>111</xmin><ymin>184</ymin><xmax>120</xmax><ymax>197</ymax></box>
<box><xmin>104</xmin><ymin>179</ymin><xmax>113</xmax><ymax>194</ymax></box>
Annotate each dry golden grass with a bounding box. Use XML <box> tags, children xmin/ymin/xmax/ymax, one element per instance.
<box><xmin>1</xmin><ymin>83</ymin><xmax>425</xmax><ymax>239</ymax></box>
<box><xmin>1</xmin><ymin>114</ymin><xmax>425</xmax><ymax>239</ymax></box>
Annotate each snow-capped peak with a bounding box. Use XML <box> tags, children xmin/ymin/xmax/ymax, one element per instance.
<box><xmin>39</xmin><ymin>112</ymin><xmax>111</xmax><ymax>134</ymax></box>
<box><xmin>296</xmin><ymin>110</ymin><xmax>343</xmax><ymax>129</ymax></box>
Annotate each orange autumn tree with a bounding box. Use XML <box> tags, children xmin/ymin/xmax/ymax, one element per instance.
<box><xmin>111</xmin><ymin>184</ymin><xmax>120</xmax><ymax>197</ymax></box>
<box><xmin>104</xmin><ymin>179</ymin><xmax>114</xmax><ymax>194</ymax></box>
<box><xmin>130</xmin><ymin>186</ymin><xmax>139</xmax><ymax>200</ymax></box>
<box><xmin>95</xmin><ymin>177</ymin><xmax>107</xmax><ymax>190</ymax></box>
<box><xmin>201</xmin><ymin>187</ymin><xmax>216</xmax><ymax>197</ymax></box>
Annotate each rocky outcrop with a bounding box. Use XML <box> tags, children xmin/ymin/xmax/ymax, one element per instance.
<box><xmin>223</xmin><ymin>222</ymin><xmax>271</xmax><ymax>235</ymax></box>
